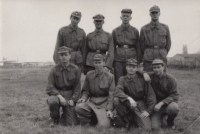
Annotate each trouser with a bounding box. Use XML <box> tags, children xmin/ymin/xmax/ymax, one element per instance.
<box><xmin>143</xmin><ymin>60</ymin><xmax>167</xmax><ymax>72</ymax></box>
<box><xmin>114</xmin><ymin>61</ymin><xmax>127</xmax><ymax>85</ymax></box>
<box><xmin>113</xmin><ymin>97</ymin><xmax>151</xmax><ymax>129</ymax></box>
<box><xmin>151</xmin><ymin>102</ymin><xmax>179</xmax><ymax>129</ymax></box>
<box><xmin>75</xmin><ymin>101</ymin><xmax>110</xmax><ymax>127</ymax></box>
<box><xmin>47</xmin><ymin>91</ymin><xmax>79</xmax><ymax>125</ymax></box>
<box><xmin>84</xmin><ymin>65</ymin><xmax>95</xmax><ymax>75</ymax></box>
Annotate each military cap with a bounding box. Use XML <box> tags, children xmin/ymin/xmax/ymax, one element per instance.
<box><xmin>121</xmin><ymin>9</ymin><xmax>132</xmax><ymax>14</ymax></box>
<box><xmin>71</xmin><ymin>11</ymin><xmax>82</xmax><ymax>18</ymax></box>
<box><xmin>93</xmin><ymin>54</ymin><xmax>105</xmax><ymax>61</ymax></box>
<box><xmin>126</xmin><ymin>58</ymin><xmax>138</xmax><ymax>66</ymax></box>
<box><xmin>58</xmin><ymin>46</ymin><xmax>71</xmax><ymax>54</ymax></box>
<box><xmin>152</xmin><ymin>59</ymin><xmax>164</xmax><ymax>66</ymax></box>
<box><xmin>93</xmin><ymin>14</ymin><xmax>105</xmax><ymax>20</ymax></box>
<box><xmin>149</xmin><ymin>5</ymin><xmax>160</xmax><ymax>12</ymax></box>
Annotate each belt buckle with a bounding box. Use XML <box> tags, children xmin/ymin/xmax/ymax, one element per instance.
<box><xmin>96</xmin><ymin>50</ymin><xmax>101</xmax><ymax>53</ymax></box>
<box><xmin>154</xmin><ymin>46</ymin><xmax>159</xmax><ymax>49</ymax></box>
<box><xmin>124</xmin><ymin>45</ymin><xmax>128</xmax><ymax>48</ymax></box>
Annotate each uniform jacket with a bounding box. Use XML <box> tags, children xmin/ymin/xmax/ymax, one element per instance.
<box><xmin>140</xmin><ymin>22</ymin><xmax>171</xmax><ymax>61</ymax></box>
<box><xmin>114</xmin><ymin>74</ymin><xmax>156</xmax><ymax>114</ymax></box>
<box><xmin>112</xmin><ymin>24</ymin><xmax>141</xmax><ymax>62</ymax></box>
<box><xmin>46</xmin><ymin>63</ymin><xmax>81</xmax><ymax>102</ymax></box>
<box><xmin>81</xmin><ymin>69</ymin><xmax>115</xmax><ymax>111</ymax></box>
<box><xmin>150</xmin><ymin>73</ymin><xmax>179</xmax><ymax>104</ymax></box>
<box><xmin>83</xmin><ymin>29</ymin><xmax>114</xmax><ymax>68</ymax></box>
<box><xmin>53</xmin><ymin>25</ymin><xmax>86</xmax><ymax>65</ymax></box>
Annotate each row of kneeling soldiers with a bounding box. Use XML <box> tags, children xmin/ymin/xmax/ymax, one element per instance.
<box><xmin>46</xmin><ymin>45</ymin><xmax>179</xmax><ymax>130</ymax></box>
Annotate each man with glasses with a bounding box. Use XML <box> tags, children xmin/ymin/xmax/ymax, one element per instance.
<box><xmin>113</xmin><ymin>58</ymin><xmax>156</xmax><ymax>130</ymax></box>
<box><xmin>83</xmin><ymin>14</ymin><xmax>114</xmax><ymax>75</ymax></box>
<box><xmin>53</xmin><ymin>11</ymin><xmax>86</xmax><ymax>72</ymax></box>
<box><xmin>112</xmin><ymin>9</ymin><xmax>141</xmax><ymax>84</ymax></box>
<box><xmin>140</xmin><ymin>5</ymin><xmax>171</xmax><ymax>72</ymax></box>
<box><xmin>46</xmin><ymin>46</ymin><xmax>81</xmax><ymax>125</ymax></box>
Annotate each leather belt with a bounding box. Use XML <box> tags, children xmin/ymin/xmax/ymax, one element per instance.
<box><xmin>117</xmin><ymin>45</ymin><xmax>134</xmax><ymax>48</ymax></box>
<box><xmin>56</xmin><ymin>87</ymin><xmax>73</xmax><ymax>91</ymax></box>
<box><xmin>91</xmin><ymin>50</ymin><xmax>107</xmax><ymax>54</ymax></box>
<box><xmin>148</xmin><ymin>46</ymin><xmax>164</xmax><ymax>49</ymax></box>
<box><xmin>69</xmin><ymin>48</ymin><xmax>79</xmax><ymax>52</ymax></box>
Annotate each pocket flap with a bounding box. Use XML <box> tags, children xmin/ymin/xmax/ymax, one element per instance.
<box><xmin>102</xmin><ymin>39</ymin><xmax>108</xmax><ymax>44</ymax></box>
<box><xmin>68</xmin><ymin>75</ymin><xmax>76</xmax><ymax>80</ymax></box>
<box><xmin>77</xmin><ymin>37</ymin><xmax>83</xmax><ymax>41</ymax></box>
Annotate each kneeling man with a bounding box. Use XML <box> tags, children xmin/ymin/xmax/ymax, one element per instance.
<box><xmin>150</xmin><ymin>59</ymin><xmax>179</xmax><ymax>130</ymax></box>
<box><xmin>46</xmin><ymin>46</ymin><xmax>81</xmax><ymax>125</ymax></box>
<box><xmin>76</xmin><ymin>54</ymin><xmax>115</xmax><ymax>127</ymax></box>
<box><xmin>114</xmin><ymin>58</ymin><xmax>156</xmax><ymax>130</ymax></box>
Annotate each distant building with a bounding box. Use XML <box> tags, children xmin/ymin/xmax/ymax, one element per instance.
<box><xmin>2</xmin><ymin>61</ymin><xmax>22</xmax><ymax>68</ymax></box>
<box><xmin>170</xmin><ymin>54</ymin><xmax>200</xmax><ymax>67</ymax></box>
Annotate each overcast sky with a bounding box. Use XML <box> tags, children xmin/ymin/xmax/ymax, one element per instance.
<box><xmin>1</xmin><ymin>0</ymin><xmax>200</xmax><ymax>62</ymax></box>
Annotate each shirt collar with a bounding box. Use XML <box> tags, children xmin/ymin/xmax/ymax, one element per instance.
<box><xmin>93</xmin><ymin>69</ymin><xmax>105</xmax><ymax>79</ymax></box>
<box><xmin>153</xmin><ymin>72</ymin><xmax>166</xmax><ymax>83</ymax></box>
<box><xmin>69</xmin><ymin>24</ymin><xmax>78</xmax><ymax>33</ymax></box>
<box><xmin>121</xmin><ymin>24</ymin><xmax>130</xmax><ymax>32</ymax></box>
<box><xmin>125</xmin><ymin>74</ymin><xmax>137</xmax><ymax>81</ymax></box>
<box><xmin>58</xmin><ymin>63</ymin><xmax>71</xmax><ymax>71</ymax></box>
<box><xmin>150</xmin><ymin>21</ymin><xmax>160</xmax><ymax>30</ymax></box>
<box><xmin>94</xmin><ymin>29</ymin><xmax>103</xmax><ymax>37</ymax></box>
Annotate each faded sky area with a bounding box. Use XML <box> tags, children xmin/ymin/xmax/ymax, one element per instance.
<box><xmin>1</xmin><ymin>0</ymin><xmax>200</xmax><ymax>62</ymax></box>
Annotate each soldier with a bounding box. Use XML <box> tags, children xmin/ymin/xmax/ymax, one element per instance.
<box><xmin>46</xmin><ymin>46</ymin><xmax>81</xmax><ymax>125</ymax></box>
<box><xmin>140</xmin><ymin>5</ymin><xmax>171</xmax><ymax>72</ymax></box>
<box><xmin>112</xmin><ymin>9</ymin><xmax>140</xmax><ymax>84</ymax></box>
<box><xmin>149</xmin><ymin>59</ymin><xmax>179</xmax><ymax>130</ymax></box>
<box><xmin>75</xmin><ymin>54</ymin><xmax>115</xmax><ymax>127</ymax></box>
<box><xmin>53</xmin><ymin>11</ymin><xmax>86</xmax><ymax>72</ymax></box>
<box><xmin>114</xmin><ymin>58</ymin><xmax>156</xmax><ymax>130</ymax></box>
<box><xmin>83</xmin><ymin>14</ymin><xmax>114</xmax><ymax>74</ymax></box>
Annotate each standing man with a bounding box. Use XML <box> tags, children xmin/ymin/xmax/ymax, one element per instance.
<box><xmin>83</xmin><ymin>14</ymin><xmax>114</xmax><ymax>74</ymax></box>
<box><xmin>140</xmin><ymin>6</ymin><xmax>171</xmax><ymax>72</ymax></box>
<box><xmin>46</xmin><ymin>46</ymin><xmax>81</xmax><ymax>125</ymax></box>
<box><xmin>149</xmin><ymin>59</ymin><xmax>179</xmax><ymax>130</ymax></box>
<box><xmin>114</xmin><ymin>58</ymin><xmax>156</xmax><ymax>130</ymax></box>
<box><xmin>112</xmin><ymin>9</ymin><xmax>140</xmax><ymax>84</ymax></box>
<box><xmin>76</xmin><ymin>54</ymin><xmax>115</xmax><ymax>127</ymax></box>
<box><xmin>53</xmin><ymin>11</ymin><xmax>86</xmax><ymax>72</ymax></box>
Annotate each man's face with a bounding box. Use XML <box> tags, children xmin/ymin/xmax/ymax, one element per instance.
<box><xmin>153</xmin><ymin>64</ymin><xmax>164</xmax><ymax>75</ymax></box>
<box><xmin>150</xmin><ymin>11</ymin><xmax>160</xmax><ymax>21</ymax></box>
<box><xmin>126</xmin><ymin>64</ymin><xmax>138</xmax><ymax>75</ymax></box>
<box><xmin>59</xmin><ymin>52</ymin><xmax>71</xmax><ymax>63</ymax></box>
<box><xmin>94</xmin><ymin>20</ymin><xmax>104</xmax><ymax>29</ymax></box>
<box><xmin>120</xmin><ymin>13</ymin><xmax>132</xmax><ymax>24</ymax></box>
<box><xmin>93</xmin><ymin>59</ymin><xmax>105</xmax><ymax>71</ymax></box>
<box><xmin>70</xmin><ymin>16</ymin><xmax>80</xmax><ymax>27</ymax></box>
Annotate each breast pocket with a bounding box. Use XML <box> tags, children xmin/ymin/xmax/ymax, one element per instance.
<box><xmin>159</xmin><ymin>32</ymin><xmax>167</xmax><ymax>43</ymax></box>
<box><xmin>55</xmin><ymin>72</ymin><xmax>64</xmax><ymax>87</ymax></box>
<box><xmin>101</xmin><ymin>39</ymin><xmax>108</xmax><ymax>50</ymax></box>
<box><xmin>68</xmin><ymin>74</ymin><xmax>76</xmax><ymax>86</ymax></box>
<box><xmin>130</xmin><ymin>36</ymin><xmax>136</xmax><ymax>44</ymax></box>
<box><xmin>63</xmin><ymin>34</ymin><xmax>70</xmax><ymax>45</ymax></box>
<box><xmin>99</xmin><ymin>81</ymin><xmax>109</xmax><ymax>92</ymax></box>
<box><xmin>77</xmin><ymin>37</ymin><xmax>83</xmax><ymax>43</ymax></box>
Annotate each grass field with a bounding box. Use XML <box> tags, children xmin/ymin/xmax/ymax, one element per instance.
<box><xmin>0</xmin><ymin>68</ymin><xmax>200</xmax><ymax>134</ymax></box>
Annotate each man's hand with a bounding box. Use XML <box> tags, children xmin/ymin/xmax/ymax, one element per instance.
<box><xmin>104</xmin><ymin>67</ymin><xmax>110</xmax><ymax>72</ymax></box>
<box><xmin>107</xmin><ymin>110</ymin><xmax>113</xmax><ymax>119</ymax></box>
<box><xmin>67</xmin><ymin>100</ymin><xmax>74</xmax><ymax>106</ymax></box>
<box><xmin>140</xmin><ymin>111</ymin><xmax>150</xmax><ymax>118</ymax></box>
<box><xmin>143</xmin><ymin>73</ymin><xmax>151</xmax><ymax>82</ymax></box>
<box><xmin>154</xmin><ymin>102</ymin><xmax>164</xmax><ymax>111</ymax></box>
<box><xmin>57</xmin><ymin>95</ymin><xmax>67</xmax><ymax>106</ymax></box>
<box><xmin>127</xmin><ymin>97</ymin><xmax>137</xmax><ymax>107</ymax></box>
<box><xmin>77</xmin><ymin>98</ymin><xmax>86</xmax><ymax>103</ymax></box>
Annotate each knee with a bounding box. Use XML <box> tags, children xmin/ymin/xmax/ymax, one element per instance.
<box><xmin>113</xmin><ymin>97</ymin><xmax>120</xmax><ymax>106</ymax></box>
<box><xmin>75</xmin><ymin>103</ymin><xmax>84</xmax><ymax>114</ymax></box>
<box><xmin>47</xmin><ymin>96</ymin><xmax>59</xmax><ymax>107</ymax></box>
<box><xmin>166</xmin><ymin>102</ymin><xmax>179</xmax><ymax>115</ymax></box>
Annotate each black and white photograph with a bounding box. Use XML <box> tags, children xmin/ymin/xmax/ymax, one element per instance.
<box><xmin>0</xmin><ymin>0</ymin><xmax>200</xmax><ymax>133</ymax></box>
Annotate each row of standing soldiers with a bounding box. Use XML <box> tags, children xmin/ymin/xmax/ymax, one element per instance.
<box><xmin>46</xmin><ymin>5</ymin><xmax>179</xmax><ymax>131</ymax></box>
<box><xmin>53</xmin><ymin>5</ymin><xmax>171</xmax><ymax>83</ymax></box>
